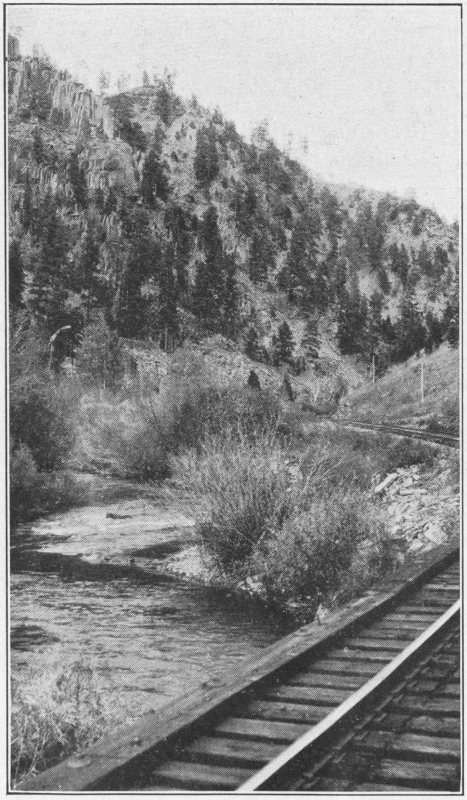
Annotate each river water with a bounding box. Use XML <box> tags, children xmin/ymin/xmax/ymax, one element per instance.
<box><xmin>10</xmin><ymin>491</ymin><xmax>286</xmax><ymax>723</ymax></box>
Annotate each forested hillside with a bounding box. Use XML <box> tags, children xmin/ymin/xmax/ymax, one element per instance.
<box><xmin>8</xmin><ymin>34</ymin><xmax>459</xmax><ymax>376</ymax></box>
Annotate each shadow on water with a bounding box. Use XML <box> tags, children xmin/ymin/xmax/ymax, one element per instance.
<box><xmin>10</xmin><ymin>548</ymin><xmax>176</xmax><ymax>584</ymax></box>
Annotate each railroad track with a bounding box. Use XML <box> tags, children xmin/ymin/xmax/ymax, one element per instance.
<box><xmin>337</xmin><ymin>419</ymin><xmax>460</xmax><ymax>448</ymax></box>
<box><xmin>19</xmin><ymin>543</ymin><xmax>460</xmax><ymax>793</ymax></box>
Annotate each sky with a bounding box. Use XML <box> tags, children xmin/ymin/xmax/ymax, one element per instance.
<box><xmin>7</xmin><ymin>4</ymin><xmax>461</xmax><ymax>221</ymax></box>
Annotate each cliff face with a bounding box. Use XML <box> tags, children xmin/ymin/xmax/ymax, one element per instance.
<box><xmin>8</xmin><ymin>36</ymin><xmax>459</xmax><ymax>379</ymax></box>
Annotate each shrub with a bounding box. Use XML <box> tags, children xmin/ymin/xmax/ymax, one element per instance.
<box><xmin>252</xmin><ymin>493</ymin><xmax>397</xmax><ymax>613</ymax></box>
<box><xmin>10</xmin><ymin>442</ymin><xmax>84</xmax><ymax>525</ymax></box>
<box><xmin>11</xmin><ymin>662</ymin><xmax>127</xmax><ymax>787</ymax></box>
<box><xmin>10</xmin><ymin>376</ymin><xmax>75</xmax><ymax>471</ymax></box>
<box><xmin>384</xmin><ymin>437</ymin><xmax>437</xmax><ymax>471</ymax></box>
<box><xmin>174</xmin><ymin>429</ymin><xmax>398</xmax><ymax>614</ymax></box>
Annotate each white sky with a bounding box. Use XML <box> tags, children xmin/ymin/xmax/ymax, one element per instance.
<box><xmin>7</xmin><ymin>4</ymin><xmax>461</xmax><ymax>221</ymax></box>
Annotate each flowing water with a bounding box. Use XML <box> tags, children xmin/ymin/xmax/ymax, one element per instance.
<box><xmin>10</xmin><ymin>489</ymin><xmax>286</xmax><ymax>723</ymax></box>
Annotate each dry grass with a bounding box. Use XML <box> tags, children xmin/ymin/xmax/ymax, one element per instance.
<box><xmin>347</xmin><ymin>344</ymin><xmax>459</xmax><ymax>433</ymax></box>
<box><xmin>10</xmin><ymin>662</ymin><xmax>129</xmax><ymax>787</ymax></box>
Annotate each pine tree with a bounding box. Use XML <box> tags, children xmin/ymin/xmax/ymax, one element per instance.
<box><xmin>194</xmin><ymin>125</ymin><xmax>219</xmax><ymax>187</ymax></box>
<box><xmin>301</xmin><ymin>317</ymin><xmax>320</xmax><ymax>361</ymax></box>
<box><xmin>113</xmin><ymin>269</ymin><xmax>144</xmax><ymax>339</ymax></box>
<box><xmin>158</xmin><ymin>244</ymin><xmax>178</xmax><ymax>350</ymax></box>
<box><xmin>417</xmin><ymin>240</ymin><xmax>432</xmax><ymax>276</ymax></box>
<box><xmin>279</xmin><ymin>208</ymin><xmax>321</xmax><ymax>305</ymax></box>
<box><xmin>336</xmin><ymin>287</ymin><xmax>368</xmax><ymax>355</ymax></box>
<box><xmin>443</xmin><ymin>297</ymin><xmax>459</xmax><ymax>347</ymax></box>
<box><xmin>248</xmin><ymin>229</ymin><xmax>274</xmax><ymax>284</ymax></box>
<box><xmin>320</xmin><ymin>186</ymin><xmax>343</xmax><ymax>257</ymax></box>
<box><xmin>234</xmin><ymin>182</ymin><xmax>257</xmax><ymax>236</ymax></box>
<box><xmin>113</xmin><ymin>207</ymin><xmax>155</xmax><ymax>338</ymax></box>
<box><xmin>394</xmin><ymin>292</ymin><xmax>426</xmax><ymax>361</ymax></box>
<box><xmin>245</xmin><ymin>326</ymin><xmax>261</xmax><ymax>361</ymax></box>
<box><xmin>141</xmin><ymin>148</ymin><xmax>169</xmax><ymax>206</ymax></box>
<box><xmin>28</xmin><ymin>207</ymin><xmax>70</xmax><ymax>332</ymax></box>
<box><xmin>222</xmin><ymin>255</ymin><xmax>239</xmax><ymax>338</ymax></box>
<box><xmin>9</xmin><ymin>240</ymin><xmax>25</xmax><ymax>309</ymax></box>
<box><xmin>247</xmin><ymin>369</ymin><xmax>261</xmax><ymax>390</ymax></box>
<box><xmin>75</xmin><ymin>221</ymin><xmax>102</xmax><ymax>320</ymax></box>
<box><xmin>424</xmin><ymin>310</ymin><xmax>443</xmax><ymax>353</ymax></box>
<box><xmin>68</xmin><ymin>150</ymin><xmax>87</xmax><ymax>209</ymax></box>
<box><xmin>388</xmin><ymin>242</ymin><xmax>410</xmax><ymax>286</ymax></box>
<box><xmin>191</xmin><ymin>205</ymin><xmax>227</xmax><ymax>332</ymax></box>
<box><xmin>273</xmin><ymin>321</ymin><xmax>295</xmax><ymax>363</ymax></box>
<box><xmin>433</xmin><ymin>245</ymin><xmax>448</xmax><ymax>282</ymax></box>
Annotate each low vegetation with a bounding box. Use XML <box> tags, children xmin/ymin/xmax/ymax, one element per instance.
<box><xmin>11</xmin><ymin>662</ymin><xmax>127</xmax><ymax>787</ymax></box>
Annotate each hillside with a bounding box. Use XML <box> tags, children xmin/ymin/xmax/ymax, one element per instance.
<box><xmin>344</xmin><ymin>343</ymin><xmax>459</xmax><ymax>433</ymax></box>
<box><xmin>8</xmin><ymin>34</ymin><xmax>459</xmax><ymax>392</ymax></box>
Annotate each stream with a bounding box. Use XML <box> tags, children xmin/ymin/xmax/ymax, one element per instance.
<box><xmin>10</xmin><ymin>486</ymin><xmax>288</xmax><ymax>724</ymax></box>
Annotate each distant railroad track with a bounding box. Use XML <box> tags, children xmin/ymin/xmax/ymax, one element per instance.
<box><xmin>19</xmin><ymin>544</ymin><xmax>460</xmax><ymax>793</ymax></box>
<box><xmin>337</xmin><ymin>419</ymin><xmax>460</xmax><ymax>448</ymax></box>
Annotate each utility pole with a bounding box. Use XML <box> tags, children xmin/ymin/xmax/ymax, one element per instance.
<box><xmin>372</xmin><ymin>354</ymin><xmax>376</xmax><ymax>386</ymax></box>
<box><xmin>421</xmin><ymin>360</ymin><xmax>425</xmax><ymax>404</ymax></box>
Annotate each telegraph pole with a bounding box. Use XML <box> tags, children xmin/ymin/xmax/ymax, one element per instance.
<box><xmin>372</xmin><ymin>354</ymin><xmax>376</xmax><ymax>385</ymax></box>
<box><xmin>421</xmin><ymin>360</ymin><xmax>425</xmax><ymax>404</ymax></box>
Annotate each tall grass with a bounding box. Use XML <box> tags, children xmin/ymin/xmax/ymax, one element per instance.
<box><xmin>11</xmin><ymin>662</ymin><xmax>128</xmax><ymax>787</ymax></box>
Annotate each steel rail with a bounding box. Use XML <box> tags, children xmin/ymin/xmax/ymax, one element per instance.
<box><xmin>236</xmin><ymin>599</ymin><xmax>461</xmax><ymax>793</ymax></box>
<box><xmin>337</xmin><ymin>419</ymin><xmax>459</xmax><ymax>447</ymax></box>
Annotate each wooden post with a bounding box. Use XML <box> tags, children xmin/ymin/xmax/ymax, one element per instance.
<box><xmin>421</xmin><ymin>360</ymin><xmax>425</xmax><ymax>404</ymax></box>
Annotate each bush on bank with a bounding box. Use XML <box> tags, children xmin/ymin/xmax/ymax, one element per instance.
<box><xmin>173</xmin><ymin>427</ymin><xmax>401</xmax><ymax>615</ymax></box>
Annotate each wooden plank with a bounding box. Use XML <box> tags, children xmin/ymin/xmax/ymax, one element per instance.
<box><xmin>403</xmin><ymin>599</ymin><xmax>457</xmax><ymax>610</ymax></box>
<box><xmin>402</xmin><ymin>715</ymin><xmax>460</xmax><ymax>737</ymax></box>
<box><xmin>239</xmin><ymin>700</ymin><xmax>332</xmax><ymax>725</ymax></box>
<box><xmin>369</xmin><ymin>620</ymin><xmax>429</xmax><ymax>632</ymax></box>
<box><xmin>289</xmin><ymin>671</ymin><xmax>363</xmax><ymax>690</ymax></box>
<box><xmin>390</xmin><ymin>694</ymin><xmax>460</xmax><ymax>716</ymax></box>
<box><xmin>20</xmin><ymin>543</ymin><xmax>459</xmax><ymax>791</ymax></box>
<box><xmin>343</xmin><ymin>636</ymin><xmax>409</xmax><ymax>651</ymax></box>
<box><xmin>331</xmin><ymin>647</ymin><xmax>395</xmax><ymax>662</ymax></box>
<box><xmin>361</xmin><ymin>730</ymin><xmax>460</xmax><ymax>761</ymax></box>
<box><xmin>150</xmin><ymin>760</ymin><xmax>251</xmax><ymax>790</ymax></box>
<box><xmin>410</xmin><ymin>680</ymin><xmax>460</xmax><ymax>697</ymax></box>
<box><xmin>314</xmin><ymin>658</ymin><xmax>381</xmax><ymax>675</ymax></box>
<box><xmin>376</xmin><ymin>758</ymin><xmax>460</xmax><ymax>790</ymax></box>
<box><xmin>361</xmin><ymin>625</ymin><xmax>428</xmax><ymax>639</ymax></box>
<box><xmin>183</xmin><ymin>735</ymin><xmax>283</xmax><ymax>768</ymax></box>
<box><xmin>264</xmin><ymin>685</ymin><xmax>349</xmax><ymax>706</ymax></box>
<box><xmin>214</xmin><ymin>717</ymin><xmax>310</xmax><ymax>744</ymax></box>
<box><xmin>383</xmin><ymin>612</ymin><xmax>444</xmax><ymax>623</ymax></box>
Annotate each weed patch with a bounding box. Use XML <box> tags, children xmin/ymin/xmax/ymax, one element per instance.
<box><xmin>10</xmin><ymin>662</ymin><xmax>127</xmax><ymax>787</ymax></box>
